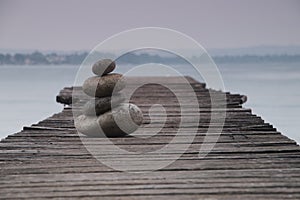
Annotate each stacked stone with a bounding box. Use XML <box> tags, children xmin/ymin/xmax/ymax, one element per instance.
<box><xmin>75</xmin><ymin>59</ymin><xmax>143</xmax><ymax>137</ymax></box>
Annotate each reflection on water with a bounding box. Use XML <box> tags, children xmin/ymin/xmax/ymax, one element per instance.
<box><xmin>0</xmin><ymin>62</ymin><xmax>299</xmax><ymax>144</ymax></box>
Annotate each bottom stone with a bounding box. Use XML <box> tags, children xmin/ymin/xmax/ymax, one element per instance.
<box><xmin>75</xmin><ymin>103</ymin><xmax>143</xmax><ymax>137</ymax></box>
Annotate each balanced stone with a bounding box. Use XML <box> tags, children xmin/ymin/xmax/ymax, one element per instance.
<box><xmin>75</xmin><ymin>103</ymin><xmax>143</xmax><ymax>137</ymax></box>
<box><xmin>82</xmin><ymin>93</ymin><xmax>126</xmax><ymax>116</ymax></box>
<box><xmin>92</xmin><ymin>59</ymin><xmax>116</xmax><ymax>76</ymax></box>
<box><xmin>83</xmin><ymin>73</ymin><xmax>126</xmax><ymax>97</ymax></box>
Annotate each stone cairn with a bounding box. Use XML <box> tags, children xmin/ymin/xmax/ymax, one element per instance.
<box><xmin>75</xmin><ymin>59</ymin><xmax>143</xmax><ymax>137</ymax></box>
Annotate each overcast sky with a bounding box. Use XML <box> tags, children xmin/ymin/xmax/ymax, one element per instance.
<box><xmin>0</xmin><ymin>0</ymin><xmax>299</xmax><ymax>51</ymax></box>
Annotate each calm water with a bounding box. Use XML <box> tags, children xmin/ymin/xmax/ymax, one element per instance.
<box><xmin>0</xmin><ymin>62</ymin><xmax>299</xmax><ymax>143</ymax></box>
<box><xmin>0</xmin><ymin>65</ymin><xmax>78</xmax><ymax>138</ymax></box>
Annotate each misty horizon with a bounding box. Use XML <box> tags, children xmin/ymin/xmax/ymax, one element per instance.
<box><xmin>2</xmin><ymin>45</ymin><xmax>300</xmax><ymax>56</ymax></box>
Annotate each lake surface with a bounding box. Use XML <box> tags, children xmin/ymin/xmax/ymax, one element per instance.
<box><xmin>0</xmin><ymin>62</ymin><xmax>299</xmax><ymax>143</ymax></box>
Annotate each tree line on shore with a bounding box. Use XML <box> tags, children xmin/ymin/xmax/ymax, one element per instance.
<box><xmin>1</xmin><ymin>51</ymin><xmax>300</xmax><ymax>65</ymax></box>
<box><xmin>0</xmin><ymin>51</ymin><xmax>88</xmax><ymax>65</ymax></box>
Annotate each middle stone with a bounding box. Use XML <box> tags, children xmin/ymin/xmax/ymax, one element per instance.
<box><xmin>82</xmin><ymin>73</ymin><xmax>126</xmax><ymax>97</ymax></box>
<box><xmin>83</xmin><ymin>93</ymin><xmax>126</xmax><ymax>116</ymax></box>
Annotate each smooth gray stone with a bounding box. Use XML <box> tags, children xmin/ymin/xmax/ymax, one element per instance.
<box><xmin>82</xmin><ymin>73</ymin><xmax>126</xmax><ymax>97</ymax></box>
<box><xmin>82</xmin><ymin>93</ymin><xmax>126</xmax><ymax>116</ymax></box>
<box><xmin>92</xmin><ymin>59</ymin><xmax>116</xmax><ymax>76</ymax></box>
<box><xmin>75</xmin><ymin>103</ymin><xmax>143</xmax><ymax>137</ymax></box>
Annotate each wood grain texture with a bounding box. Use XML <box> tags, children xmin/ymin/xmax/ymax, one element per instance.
<box><xmin>1</xmin><ymin>76</ymin><xmax>299</xmax><ymax>199</ymax></box>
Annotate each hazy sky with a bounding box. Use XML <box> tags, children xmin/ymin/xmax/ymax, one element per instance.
<box><xmin>0</xmin><ymin>0</ymin><xmax>299</xmax><ymax>51</ymax></box>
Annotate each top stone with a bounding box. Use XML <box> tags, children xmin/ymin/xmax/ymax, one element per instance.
<box><xmin>92</xmin><ymin>59</ymin><xmax>116</xmax><ymax>76</ymax></box>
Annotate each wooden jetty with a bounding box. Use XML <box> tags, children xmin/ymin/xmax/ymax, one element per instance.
<box><xmin>1</xmin><ymin>76</ymin><xmax>300</xmax><ymax>199</ymax></box>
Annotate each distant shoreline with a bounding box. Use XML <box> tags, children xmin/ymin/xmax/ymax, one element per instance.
<box><xmin>1</xmin><ymin>51</ymin><xmax>300</xmax><ymax>65</ymax></box>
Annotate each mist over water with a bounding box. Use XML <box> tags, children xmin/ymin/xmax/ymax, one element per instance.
<box><xmin>0</xmin><ymin>65</ymin><xmax>79</xmax><ymax>138</ymax></box>
<box><xmin>0</xmin><ymin>62</ymin><xmax>299</xmax><ymax>144</ymax></box>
